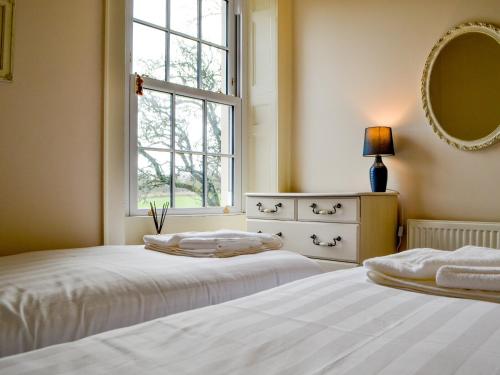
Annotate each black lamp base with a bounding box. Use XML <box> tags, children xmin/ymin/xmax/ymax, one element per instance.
<box><xmin>369</xmin><ymin>155</ymin><xmax>388</xmax><ymax>192</ymax></box>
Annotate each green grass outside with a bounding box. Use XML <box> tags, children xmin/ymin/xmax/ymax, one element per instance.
<box><xmin>139</xmin><ymin>194</ymin><xmax>202</xmax><ymax>209</ymax></box>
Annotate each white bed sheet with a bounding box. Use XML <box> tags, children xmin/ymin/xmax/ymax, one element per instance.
<box><xmin>2</xmin><ymin>267</ymin><xmax>500</xmax><ymax>374</ymax></box>
<box><xmin>0</xmin><ymin>245</ymin><xmax>320</xmax><ymax>357</ymax></box>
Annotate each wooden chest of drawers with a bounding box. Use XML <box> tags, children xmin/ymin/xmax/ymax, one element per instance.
<box><xmin>246</xmin><ymin>193</ymin><xmax>398</xmax><ymax>271</ymax></box>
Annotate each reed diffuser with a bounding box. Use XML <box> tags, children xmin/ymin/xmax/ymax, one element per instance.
<box><xmin>149</xmin><ymin>201</ymin><xmax>169</xmax><ymax>234</ymax></box>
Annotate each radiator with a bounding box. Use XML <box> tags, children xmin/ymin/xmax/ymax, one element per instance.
<box><xmin>407</xmin><ymin>219</ymin><xmax>500</xmax><ymax>250</ymax></box>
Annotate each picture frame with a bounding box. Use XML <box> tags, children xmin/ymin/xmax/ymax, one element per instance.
<box><xmin>0</xmin><ymin>0</ymin><xmax>14</xmax><ymax>81</ymax></box>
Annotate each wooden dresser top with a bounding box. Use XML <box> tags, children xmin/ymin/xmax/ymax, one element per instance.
<box><xmin>246</xmin><ymin>192</ymin><xmax>399</xmax><ymax>197</ymax></box>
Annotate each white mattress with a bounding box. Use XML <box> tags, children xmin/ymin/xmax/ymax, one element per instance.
<box><xmin>2</xmin><ymin>267</ymin><xmax>500</xmax><ymax>374</ymax></box>
<box><xmin>0</xmin><ymin>245</ymin><xmax>321</xmax><ymax>357</ymax></box>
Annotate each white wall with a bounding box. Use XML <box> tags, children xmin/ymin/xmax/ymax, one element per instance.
<box><xmin>292</xmin><ymin>0</ymin><xmax>500</xmax><ymax>229</ymax></box>
<box><xmin>0</xmin><ymin>0</ymin><xmax>103</xmax><ymax>256</ymax></box>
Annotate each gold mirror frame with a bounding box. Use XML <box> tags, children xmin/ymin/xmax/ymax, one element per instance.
<box><xmin>421</xmin><ymin>22</ymin><xmax>500</xmax><ymax>151</ymax></box>
<box><xmin>0</xmin><ymin>0</ymin><xmax>14</xmax><ymax>81</ymax></box>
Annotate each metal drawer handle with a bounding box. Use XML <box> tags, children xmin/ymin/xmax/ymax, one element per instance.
<box><xmin>257</xmin><ymin>230</ymin><xmax>283</xmax><ymax>237</ymax></box>
<box><xmin>256</xmin><ymin>202</ymin><xmax>282</xmax><ymax>214</ymax></box>
<box><xmin>310</xmin><ymin>234</ymin><xmax>341</xmax><ymax>247</ymax></box>
<box><xmin>309</xmin><ymin>203</ymin><xmax>342</xmax><ymax>215</ymax></box>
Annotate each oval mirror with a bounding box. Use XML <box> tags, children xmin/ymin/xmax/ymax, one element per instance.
<box><xmin>422</xmin><ymin>22</ymin><xmax>500</xmax><ymax>150</ymax></box>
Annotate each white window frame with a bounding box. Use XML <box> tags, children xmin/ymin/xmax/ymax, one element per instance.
<box><xmin>125</xmin><ymin>0</ymin><xmax>243</xmax><ymax>216</ymax></box>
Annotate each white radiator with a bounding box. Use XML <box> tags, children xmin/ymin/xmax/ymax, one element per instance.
<box><xmin>407</xmin><ymin>219</ymin><xmax>500</xmax><ymax>250</ymax></box>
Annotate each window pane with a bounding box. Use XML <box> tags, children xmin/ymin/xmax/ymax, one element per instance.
<box><xmin>207</xmin><ymin>156</ymin><xmax>233</xmax><ymax>207</ymax></box>
<box><xmin>170</xmin><ymin>0</ymin><xmax>198</xmax><ymax>37</ymax></box>
<box><xmin>175</xmin><ymin>153</ymin><xmax>203</xmax><ymax>208</ymax></box>
<box><xmin>201</xmin><ymin>44</ymin><xmax>227</xmax><ymax>93</ymax></box>
<box><xmin>138</xmin><ymin>150</ymin><xmax>171</xmax><ymax>209</ymax></box>
<box><xmin>175</xmin><ymin>96</ymin><xmax>203</xmax><ymax>152</ymax></box>
<box><xmin>133</xmin><ymin>23</ymin><xmax>166</xmax><ymax>80</ymax></box>
<box><xmin>207</xmin><ymin>102</ymin><xmax>232</xmax><ymax>154</ymax></box>
<box><xmin>169</xmin><ymin>35</ymin><xmax>198</xmax><ymax>88</ymax></box>
<box><xmin>202</xmin><ymin>0</ymin><xmax>227</xmax><ymax>46</ymax></box>
<box><xmin>133</xmin><ymin>0</ymin><xmax>166</xmax><ymax>27</ymax></box>
<box><xmin>138</xmin><ymin>90</ymin><xmax>171</xmax><ymax>149</ymax></box>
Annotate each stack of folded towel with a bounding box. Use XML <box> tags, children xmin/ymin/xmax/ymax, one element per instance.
<box><xmin>363</xmin><ymin>246</ymin><xmax>500</xmax><ymax>302</ymax></box>
<box><xmin>144</xmin><ymin>230</ymin><xmax>283</xmax><ymax>258</ymax></box>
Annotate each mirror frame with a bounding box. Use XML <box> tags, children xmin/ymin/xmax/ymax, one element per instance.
<box><xmin>421</xmin><ymin>22</ymin><xmax>500</xmax><ymax>151</ymax></box>
<box><xmin>0</xmin><ymin>0</ymin><xmax>14</xmax><ymax>82</ymax></box>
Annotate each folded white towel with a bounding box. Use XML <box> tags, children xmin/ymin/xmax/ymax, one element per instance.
<box><xmin>144</xmin><ymin>244</ymin><xmax>218</xmax><ymax>257</ymax></box>
<box><xmin>144</xmin><ymin>230</ymin><xmax>282</xmax><ymax>258</ymax></box>
<box><xmin>215</xmin><ymin>238</ymin><xmax>263</xmax><ymax>252</ymax></box>
<box><xmin>363</xmin><ymin>248</ymin><xmax>449</xmax><ymax>279</ymax></box>
<box><xmin>367</xmin><ymin>270</ymin><xmax>500</xmax><ymax>303</ymax></box>
<box><xmin>178</xmin><ymin>238</ymin><xmax>218</xmax><ymax>250</ymax></box>
<box><xmin>178</xmin><ymin>238</ymin><xmax>264</xmax><ymax>252</ymax></box>
<box><xmin>364</xmin><ymin>246</ymin><xmax>500</xmax><ymax>280</ymax></box>
<box><xmin>144</xmin><ymin>243</ymin><xmax>272</xmax><ymax>258</ymax></box>
<box><xmin>144</xmin><ymin>230</ymin><xmax>282</xmax><ymax>249</ymax></box>
<box><xmin>436</xmin><ymin>266</ymin><xmax>500</xmax><ymax>291</ymax></box>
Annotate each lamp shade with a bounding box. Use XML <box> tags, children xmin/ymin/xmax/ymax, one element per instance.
<box><xmin>363</xmin><ymin>126</ymin><xmax>395</xmax><ymax>156</ymax></box>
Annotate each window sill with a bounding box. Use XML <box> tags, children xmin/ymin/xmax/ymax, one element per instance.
<box><xmin>128</xmin><ymin>212</ymin><xmax>245</xmax><ymax>219</ymax></box>
<box><xmin>124</xmin><ymin>213</ymin><xmax>247</xmax><ymax>244</ymax></box>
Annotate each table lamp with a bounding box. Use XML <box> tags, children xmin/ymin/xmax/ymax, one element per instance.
<box><xmin>363</xmin><ymin>126</ymin><xmax>395</xmax><ymax>192</ymax></box>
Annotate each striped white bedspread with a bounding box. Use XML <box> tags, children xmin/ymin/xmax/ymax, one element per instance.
<box><xmin>2</xmin><ymin>267</ymin><xmax>500</xmax><ymax>374</ymax></box>
<box><xmin>0</xmin><ymin>246</ymin><xmax>320</xmax><ymax>357</ymax></box>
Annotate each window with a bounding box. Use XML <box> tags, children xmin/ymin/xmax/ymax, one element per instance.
<box><xmin>128</xmin><ymin>0</ymin><xmax>241</xmax><ymax>215</ymax></box>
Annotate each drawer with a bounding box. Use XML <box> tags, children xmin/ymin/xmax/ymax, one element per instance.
<box><xmin>297</xmin><ymin>197</ymin><xmax>359</xmax><ymax>223</ymax></box>
<box><xmin>247</xmin><ymin>219</ymin><xmax>359</xmax><ymax>262</ymax></box>
<box><xmin>246</xmin><ymin>197</ymin><xmax>295</xmax><ymax>221</ymax></box>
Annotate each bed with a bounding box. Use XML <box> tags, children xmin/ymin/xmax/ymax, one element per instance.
<box><xmin>0</xmin><ymin>245</ymin><xmax>321</xmax><ymax>357</ymax></box>
<box><xmin>2</xmin><ymin>266</ymin><xmax>500</xmax><ymax>374</ymax></box>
